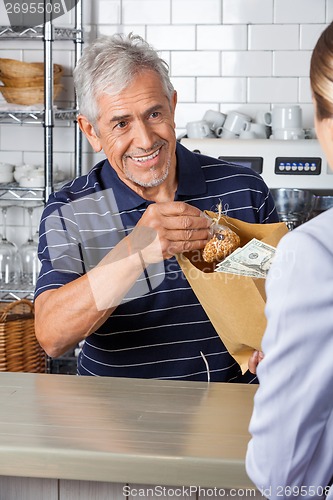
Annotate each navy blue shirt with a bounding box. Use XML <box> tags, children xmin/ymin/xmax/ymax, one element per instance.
<box><xmin>35</xmin><ymin>142</ymin><xmax>278</xmax><ymax>381</ymax></box>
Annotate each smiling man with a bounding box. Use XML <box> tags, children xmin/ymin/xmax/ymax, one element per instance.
<box><xmin>78</xmin><ymin>70</ymin><xmax>178</xmax><ymax>201</ymax></box>
<box><xmin>34</xmin><ymin>33</ymin><xmax>278</xmax><ymax>381</ymax></box>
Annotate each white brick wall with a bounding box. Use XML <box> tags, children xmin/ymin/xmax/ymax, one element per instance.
<box><xmin>0</xmin><ymin>0</ymin><xmax>331</xmax><ymax>241</ymax></box>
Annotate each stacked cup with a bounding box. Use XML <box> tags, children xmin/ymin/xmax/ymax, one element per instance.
<box><xmin>215</xmin><ymin>111</ymin><xmax>252</xmax><ymax>139</ymax></box>
<box><xmin>264</xmin><ymin>105</ymin><xmax>304</xmax><ymax>140</ymax></box>
<box><xmin>186</xmin><ymin>110</ymin><xmax>227</xmax><ymax>139</ymax></box>
<box><xmin>0</xmin><ymin>163</ymin><xmax>14</xmax><ymax>183</ymax></box>
<box><xmin>186</xmin><ymin>120</ymin><xmax>215</xmax><ymax>139</ymax></box>
<box><xmin>239</xmin><ymin>122</ymin><xmax>269</xmax><ymax>139</ymax></box>
<box><xmin>203</xmin><ymin>110</ymin><xmax>227</xmax><ymax>136</ymax></box>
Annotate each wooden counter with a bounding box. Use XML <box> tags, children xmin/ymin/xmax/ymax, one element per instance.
<box><xmin>0</xmin><ymin>372</ymin><xmax>258</xmax><ymax>499</ymax></box>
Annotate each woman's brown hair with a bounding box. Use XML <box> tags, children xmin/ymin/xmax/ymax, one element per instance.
<box><xmin>310</xmin><ymin>22</ymin><xmax>333</xmax><ymax>120</ymax></box>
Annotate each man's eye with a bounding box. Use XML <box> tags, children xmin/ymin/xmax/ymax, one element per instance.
<box><xmin>150</xmin><ymin>111</ymin><xmax>160</xmax><ymax>119</ymax></box>
<box><xmin>116</xmin><ymin>121</ymin><xmax>127</xmax><ymax>129</ymax></box>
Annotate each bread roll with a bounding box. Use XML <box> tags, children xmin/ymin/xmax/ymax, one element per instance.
<box><xmin>202</xmin><ymin>226</ymin><xmax>240</xmax><ymax>263</ymax></box>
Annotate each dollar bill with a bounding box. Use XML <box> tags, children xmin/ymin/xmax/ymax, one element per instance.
<box><xmin>215</xmin><ymin>259</ymin><xmax>264</xmax><ymax>278</ymax></box>
<box><xmin>215</xmin><ymin>238</ymin><xmax>276</xmax><ymax>278</ymax></box>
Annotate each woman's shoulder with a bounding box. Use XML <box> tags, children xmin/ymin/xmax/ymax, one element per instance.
<box><xmin>277</xmin><ymin>208</ymin><xmax>333</xmax><ymax>258</ymax></box>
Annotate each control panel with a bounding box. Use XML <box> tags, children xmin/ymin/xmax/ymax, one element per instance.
<box><xmin>180</xmin><ymin>138</ymin><xmax>332</xmax><ymax>190</ymax></box>
<box><xmin>275</xmin><ymin>157</ymin><xmax>322</xmax><ymax>175</ymax></box>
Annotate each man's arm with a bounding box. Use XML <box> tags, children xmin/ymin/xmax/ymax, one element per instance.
<box><xmin>35</xmin><ymin>201</ymin><xmax>211</xmax><ymax>357</ymax></box>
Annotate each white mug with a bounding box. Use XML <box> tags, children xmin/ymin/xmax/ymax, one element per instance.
<box><xmin>222</xmin><ymin>111</ymin><xmax>252</xmax><ymax>136</ymax></box>
<box><xmin>0</xmin><ymin>162</ymin><xmax>14</xmax><ymax>173</ymax></box>
<box><xmin>19</xmin><ymin>175</ymin><xmax>45</xmax><ymax>187</ymax></box>
<box><xmin>272</xmin><ymin>128</ymin><xmax>305</xmax><ymax>140</ymax></box>
<box><xmin>264</xmin><ymin>105</ymin><xmax>302</xmax><ymax>130</ymax></box>
<box><xmin>248</xmin><ymin>122</ymin><xmax>268</xmax><ymax>139</ymax></box>
<box><xmin>255</xmin><ymin>110</ymin><xmax>272</xmax><ymax>126</ymax></box>
<box><xmin>202</xmin><ymin>110</ymin><xmax>226</xmax><ymax>132</ymax></box>
<box><xmin>239</xmin><ymin>130</ymin><xmax>257</xmax><ymax>140</ymax></box>
<box><xmin>186</xmin><ymin>120</ymin><xmax>215</xmax><ymax>139</ymax></box>
<box><xmin>218</xmin><ymin>129</ymin><xmax>239</xmax><ymax>140</ymax></box>
<box><xmin>0</xmin><ymin>163</ymin><xmax>14</xmax><ymax>183</ymax></box>
<box><xmin>304</xmin><ymin>128</ymin><xmax>317</xmax><ymax>139</ymax></box>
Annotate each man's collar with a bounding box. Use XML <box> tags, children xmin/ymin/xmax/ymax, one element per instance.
<box><xmin>175</xmin><ymin>141</ymin><xmax>207</xmax><ymax>197</ymax></box>
<box><xmin>100</xmin><ymin>141</ymin><xmax>207</xmax><ymax>212</ymax></box>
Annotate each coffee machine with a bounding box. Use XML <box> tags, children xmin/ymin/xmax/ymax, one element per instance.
<box><xmin>180</xmin><ymin>137</ymin><xmax>333</xmax><ymax>228</ymax></box>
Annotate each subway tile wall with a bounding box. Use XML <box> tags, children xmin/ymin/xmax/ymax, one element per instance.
<box><xmin>0</xmin><ymin>0</ymin><xmax>331</xmax><ymax>242</ymax></box>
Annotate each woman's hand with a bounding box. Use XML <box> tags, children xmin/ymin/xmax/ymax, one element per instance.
<box><xmin>248</xmin><ymin>350</ymin><xmax>264</xmax><ymax>374</ymax></box>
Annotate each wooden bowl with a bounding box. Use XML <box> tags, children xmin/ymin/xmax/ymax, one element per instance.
<box><xmin>0</xmin><ymin>64</ymin><xmax>63</xmax><ymax>87</ymax></box>
<box><xmin>0</xmin><ymin>84</ymin><xmax>63</xmax><ymax>105</ymax></box>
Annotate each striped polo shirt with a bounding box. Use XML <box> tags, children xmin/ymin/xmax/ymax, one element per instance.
<box><xmin>35</xmin><ymin>142</ymin><xmax>278</xmax><ymax>382</ymax></box>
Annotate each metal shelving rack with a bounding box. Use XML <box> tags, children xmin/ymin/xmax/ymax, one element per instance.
<box><xmin>0</xmin><ymin>1</ymin><xmax>83</xmax><ymax>301</ymax></box>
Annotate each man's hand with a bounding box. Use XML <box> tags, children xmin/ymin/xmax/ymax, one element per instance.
<box><xmin>248</xmin><ymin>350</ymin><xmax>264</xmax><ymax>374</ymax></box>
<box><xmin>136</xmin><ymin>201</ymin><xmax>211</xmax><ymax>262</ymax></box>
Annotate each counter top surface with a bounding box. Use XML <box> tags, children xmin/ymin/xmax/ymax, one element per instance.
<box><xmin>0</xmin><ymin>372</ymin><xmax>257</xmax><ymax>488</ymax></box>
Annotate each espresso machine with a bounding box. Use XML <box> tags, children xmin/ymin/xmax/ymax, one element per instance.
<box><xmin>180</xmin><ymin>138</ymin><xmax>333</xmax><ymax>229</ymax></box>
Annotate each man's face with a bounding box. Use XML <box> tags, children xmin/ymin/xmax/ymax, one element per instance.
<box><xmin>80</xmin><ymin>70</ymin><xmax>178</xmax><ymax>194</ymax></box>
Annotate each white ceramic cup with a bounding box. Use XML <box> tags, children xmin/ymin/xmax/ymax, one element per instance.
<box><xmin>13</xmin><ymin>164</ymin><xmax>32</xmax><ymax>183</ymax></box>
<box><xmin>248</xmin><ymin>122</ymin><xmax>268</xmax><ymax>139</ymax></box>
<box><xmin>304</xmin><ymin>127</ymin><xmax>317</xmax><ymax>139</ymax></box>
<box><xmin>186</xmin><ymin>120</ymin><xmax>215</xmax><ymax>139</ymax></box>
<box><xmin>0</xmin><ymin>163</ymin><xmax>14</xmax><ymax>183</ymax></box>
<box><xmin>222</xmin><ymin>111</ymin><xmax>252</xmax><ymax>136</ymax></box>
<box><xmin>255</xmin><ymin>110</ymin><xmax>272</xmax><ymax>125</ymax></box>
<box><xmin>0</xmin><ymin>162</ymin><xmax>14</xmax><ymax>173</ymax></box>
<box><xmin>239</xmin><ymin>130</ymin><xmax>257</xmax><ymax>140</ymax></box>
<box><xmin>264</xmin><ymin>105</ymin><xmax>302</xmax><ymax>130</ymax></box>
<box><xmin>273</xmin><ymin>127</ymin><xmax>305</xmax><ymax>140</ymax></box>
<box><xmin>218</xmin><ymin>128</ymin><xmax>239</xmax><ymax>140</ymax></box>
<box><xmin>202</xmin><ymin>110</ymin><xmax>226</xmax><ymax>132</ymax></box>
<box><xmin>0</xmin><ymin>173</ymin><xmax>14</xmax><ymax>183</ymax></box>
<box><xmin>19</xmin><ymin>175</ymin><xmax>45</xmax><ymax>187</ymax></box>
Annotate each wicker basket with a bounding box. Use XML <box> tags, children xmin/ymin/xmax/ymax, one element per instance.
<box><xmin>0</xmin><ymin>84</ymin><xmax>63</xmax><ymax>105</ymax></box>
<box><xmin>0</xmin><ymin>64</ymin><xmax>63</xmax><ymax>88</ymax></box>
<box><xmin>0</xmin><ymin>59</ymin><xmax>63</xmax><ymax>78</ymax></box>
<box><xmin>0</xmin><ymin>59</ymin><xmax>44</xmax><ymax>77</ymax></box>
<box><xmin>0</xmin><ymin>299</ymin><xmax>46</xmax><ymax>373</ymax></box>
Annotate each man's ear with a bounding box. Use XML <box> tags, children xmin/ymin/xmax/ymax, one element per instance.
<box><xmin>172</xmin><ymin>90</ymin><xmax>177</xmax><ymax>110</ymax></box>
<box><xmin>171</xmin><ymin>90</ymin><xmax>177</xmax><ymax>128</ymax></box>
<box><xmin>77</xmin><ymin>115</ymin><xmax>102</xmax><ymax>152</ymax></box>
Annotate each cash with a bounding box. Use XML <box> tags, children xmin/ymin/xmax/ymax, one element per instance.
<box><xmin>215</xmin><ymin>238</ymin><xmax>276</xmax><ymax>278</ymax></box>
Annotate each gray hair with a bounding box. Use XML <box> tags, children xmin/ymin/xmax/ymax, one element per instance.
<box><xmin>73</xmin><ymin>33</ymin><xmax>175</xmax><ymax>127</ymax></box>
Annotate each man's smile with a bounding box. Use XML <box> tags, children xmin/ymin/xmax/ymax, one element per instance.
<box><xmin>130</xmin><ymin>148</ymin><xmax>161</xmax><ymax>163</ymax></box>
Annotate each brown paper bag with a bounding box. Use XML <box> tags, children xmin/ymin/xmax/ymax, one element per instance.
<box><xmin>177</xmin><ymin>214</ymin><xmax>288</xmax><ymax>373</ymax></box>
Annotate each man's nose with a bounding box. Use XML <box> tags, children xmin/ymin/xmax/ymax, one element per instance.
<box><xmin>133</xmin><ymin>121</ymin><xmax>155</xmax><ymax>149</ymax></box>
